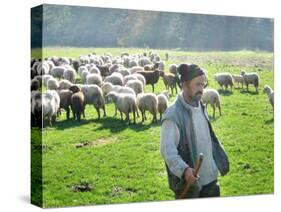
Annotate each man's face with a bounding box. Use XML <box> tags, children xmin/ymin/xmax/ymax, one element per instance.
<box><xmin>182</xmin><ymin>75</ymin><xmax>207</xmax><ymax>102</ymax></box>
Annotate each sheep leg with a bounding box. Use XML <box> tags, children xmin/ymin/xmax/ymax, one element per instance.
<box><xmin>113</xmin><ymin>104</ymin><xmax>117</xmax><ymax>117</ymax></box>
<box><xmin>95</xmin><ymin>106</ymin><xmax>101</xmax><ymax>120</ymax></box>
<box><xmin>133</xmin><ymin>109</ymin><xmax>136</xmax><ymax>124</ymax></box>
<box><xmin>77</xmin><ymin>112</ymin><xmax>81</xmax><ymax>122</ymax></box>
<box><xmin>120</xmin><ymin>111</ymin><xmax>123</xmax><ymax>121</ymax></box>
<box><xmin>126</xmin><ymin>112</ymin><xmax>130</xmax><ymax>124</ymax></box>
<box><xmin>152</xmin><ymin>84</ymin><xmax>154</xmax><ymax>93</ymax></box>
<box><xmin>66</xmin><ymin>107</ymin><xmax>70</xmax><ymax>120</ymax></box>
<box><xmin>218</xmin><ymin>104</ymin><xmax>222</xmax><ymax>116</ymax></box>
<box><xmin>212</xmin><ymin>105</ymin><xmax>216</xmax><ymax>118</ymax></box>
<box><xmin>141</xmin><ymin>111</ymin><xmax>145</xmax><ymax>122</ymax></box>
<box><xmin>175</xmin><ymin>84</ymin><xmax>178</xmax><ymax>94</ymax></box>
<box><xmin>246</xmin><ymin>83</ymin><xmax>249</xmax><ymax>92</ymax></box>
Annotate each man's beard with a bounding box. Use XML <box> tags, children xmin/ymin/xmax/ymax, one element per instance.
<box><xmin>192</xmin><ymin>92</ymin><xmax>202</xmax><ymax>102</ymax></box>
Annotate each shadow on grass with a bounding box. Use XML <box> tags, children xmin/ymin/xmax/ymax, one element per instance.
<box><xmin>239</xmin><ymin>89</ymin><xmax>259</xmax><ymax>95</ymax></box>
<box><xmin>52</xmin><ymin>118</ymin><xmax>96</xmax><ymax>130</ymax></box>
<box><xmin>95</xmin><ymin>117</ymin><xmax>160</xmax><ymax>133</ymax></box>
<box><xmin>51</xmin><ymin>115</ymin><xmax>160</xmax><ymax>132</ymax></box>
<box><xmin>264</xmin><ymin>117</ymin><xmax>274</xmax><ymax>125</ymax></box>
<box><xmin>218</xmin><ymin>89</ymin><xmax>233</xmax><ymax>96</ymax></box>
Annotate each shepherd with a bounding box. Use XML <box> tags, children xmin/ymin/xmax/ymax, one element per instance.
<box><xmin>160</xmin><ymin>63</ymin><xmax>229</xmax><ymax>199</ymax></box>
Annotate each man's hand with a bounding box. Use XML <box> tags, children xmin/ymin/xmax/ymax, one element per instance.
<box><xmin>184</xmin><ymin>167</ymin><xmax>199</xmax><ymax>184</ymax></box>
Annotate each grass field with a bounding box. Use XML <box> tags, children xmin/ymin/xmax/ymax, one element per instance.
<box><xmin>31</xmin><ymin>48</ymin><xmax>274</xmax><ymax>208</ymax></box>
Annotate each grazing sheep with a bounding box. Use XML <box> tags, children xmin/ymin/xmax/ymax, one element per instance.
<box><xmin>42</xmin><ymin>74</ymin><xmax>54</xmax><ymax>87</ymax></box>
<box><xmin>57</xmin><ymin>89</ymin><xmax>73</xmax><ymax>119</ymax></box>
<box><xmin>129</xmin><ymin>60</ymin><xmax>138</xmax><ymax>68</ymax></box>
<box><xmin>31</xmin><ymin>91</ymin><xmax>42</xmax><ymax>127</ymax></box>
<box><xmin>31</xmin><ymin>78</ymin><xmax>40</xmax><ymax>91</ymax></box>
<box><xmin>117</xmin><ymin>68</ymin><xmax>130</xmax><ymax>77</ymax></box>
<box><xmin>78</xmin><ymin>84</ymin><xmax>106</xmax><ymax>120</ymax></box>
<box><xmin>232</xmin><ymin>74</ymin><xmax>244</xmax><ymax>88</ymax></box>
<box><xmin>169</xmin><ymin>64</ymin><xmax>178</xmax><ymax>75</ymax></box>
<box><xmin>101</xmin><ymin>82</ymin><xmax>135</xmax><ymax>97</ymax></box>
<box><xmin>42</xmin><ymin>90</ymin><xmax>60</xmax><ymax>127</ymax></box>
<box><xmin>51</xmin><ymin>66</ymin><xmax>66</xmax><ymax>79</ymax></box>
<box><xmin>63</xmin><ymin>68</ymin><xmax>76</xmax><ymax>83</ymax></box>
<box><xmin>137</xmin><ymin>93</ymin><xmax>158</xmax><ymax>123</ymax></box>
<box><xmin>81</xmin><ymin>70</ymin><xmax>90</xmax><ymax>84</ymax></box>
<box><xmin>69</xmin><ymin>85</ymin><xmax>85</xmax><ymax>122</ymax></box>
<box><xmin>241</xmin><ymin>71</ymin><xmax>260</xmax><ymax>93</ymax></box>
<box><xmin>104</xmin><ymin>73</ymin><xmax>124</xmax><ymax>86</ymax></box>
<box><xmin>89</xmin><ymin>66</ymin><xmax>100</xmax><ymax>75</ymax></box>
<box><xmin>132</xmin><ymin>73</ymin><xmax>146</xmax><ymax>86</ymax></box>
<box><xmin>58</xmin><ymin>79</ymin><xmax>73</xmax><ymax>90</ymax></box>
<box><xmin>158</xmin><ymin>61</ymin><xmax>165</xmax><ymax>71</ymax></box>
<box><xmin>97</xmin><ymin>64</ymin><xmax>111</xmax><ymax>77</ymax></box>
<box><xmin>33</xmin><ymin>75</ymin><xmax>42</xmax><ymax>87</ymax></box>
<box><xmin>129</xmin><ymin>66</ymin><xmax>144</xmax><ymax>74</ymax></box>
<box><xmin>125</xmin><ymin>79</ymin><xmax>144</xmax><ymax>95</ymax></box>
<box><xmin>160</xmin><ymin>71</ymin><xmax>177</xmax><ymax>95</ymax></box>
<box><xmin>105</xmin><ymin>91</ymin><xmax>138</xmax><ymax>124</ymax></box>
<box><xmin>137</xmin><ymin>70</ymin><xmax>161</xmax><ymax>92</ymax></box>
<box><xmin>78</xmin><ymin>65</ymin><xmax>88</xmax><ymax>77</ymax></box>
<box><xmin>72</xmin><ymin>59</ymin><xmax>81</xmax><ymax>72</ymax></box>
<box><xmin>157</xmin><ymin>93</ymin><xmax>168</xmax><ymax>121</ymax></box>
<box><xmin>124</xmin><ymin>75</ymin><xmax>138</xmax><ymax>85</ymax></box>
<box><xmin>214</xmin><ymin>73</ymin><xmax>234</xmax><ymax>91</ymax></box>
<box><xmin>47</xmin><ymin>78</ymin><xmax>59</xmax><ymax>90</ymax></box>
<box><xmin>263</xmin><ymin>85</ymin><xmax>274</xmax><ymax>109</ymax></box>
<box><xmin>202</xmin><ymin>88</ymin><xmax>222</xmax><ymax>118</ymax></box>
<box><xmin>86</xmin><ymin>73</ymin><xmax>103</xmax><ymax>87</ymax></box>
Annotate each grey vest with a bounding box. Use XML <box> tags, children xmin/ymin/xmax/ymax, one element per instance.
<box><xmin>161</xmin><ymin>97</ymin><xmax>229</xmax><ymax>192</ymax></box>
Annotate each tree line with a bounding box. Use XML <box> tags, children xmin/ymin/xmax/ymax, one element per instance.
<box><xmin>31</xmin><ymin>4</ymin><xmax>274</xmax><ymax>51</ymax></box>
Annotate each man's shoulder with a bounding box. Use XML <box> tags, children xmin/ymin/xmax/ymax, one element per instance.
<box><xmin>162</xmin><ymin>100</ymin><xmax>181</xmax><ymax>124</ymax></box>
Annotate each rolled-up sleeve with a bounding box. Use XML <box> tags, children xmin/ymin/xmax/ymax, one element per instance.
<box><xmin>160</xmin><ymin>120</ymin><xmax>189</xmax><ymax>178</ymax></box>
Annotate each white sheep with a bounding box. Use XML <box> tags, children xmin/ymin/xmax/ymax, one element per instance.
<box><xmin>104</xmin><ymin>72</ymin><xmax>124</xmax><ymax>85</ymax></box>
<box><xmin>51</xmin><ymin>66</ymin><xmax>66</xmax><ymax>79</ymax></box>
<box><xmin>232</xmin><ymin>74</ymin><xmax>244</xmax><ymax>88</ymax></box>
<box><xmin>86</xmin><ymin>73</ymin><xmax>102</xmax><ymax>87</ymax></box>
<box><xmin>132</xmin><ymin>73</ymin><xmax>146</xmax><ymax>87</ymax></box>
<box><xmin>78</xmin><ymin>84</ymin><xmax>106</xmax><ymax>120</ymax></box>
<box><xmin>47</xmin><ymin>78</ymin><xmax>59</xmax><ymax>90</ymax></box>
<box><xmin>42</xmin><ymin>90</ymin><xmax>60</xmax><ymax>127</ymax></box>
<box><xmin>63</xmin><ymin>68</ymin><xmax>76</xmax><ymax>83</ymax></box>
<box><xmin>202</xmin><ymin>88</ymin><xmax>222</xmax><ymax>118</ymax></box>
<box><xmin>81</xmin><ymin>70</ymin><xmax>90</xmax><ymax>84</ymax></box>
<box><xmin>214</xmin><ymin>73</ymin><xmax>234</xmax><ymax>91</ymax></box>
<box><xmin>78</xmin><ymin>65</ymin><xmax>88</xmax><ymax>77</ymax></box>
<box><xmin>89</xmin><ymin>66</ymin><xmax>101</xmax><ymax>75</ymax></box>
<box><xmin>129</xmin><ymin>66</ymin><xmax>144</xmax><ymax>74</ymax></box>
<box><xmin>105</xmin><ymin>91</ymin><xmax>138</xmax><ymax>124</ymax></box>
<box><xmin>42</xmin><ymin>74</ymin><xmax>54</xmax><ymax>87</ymax></box>
<box><xmin>241</xmin><ymin>71</ymin><xmax>260</xmax><ymax>93</ymax></box>
<box><xmin>101</xmin><ymin>82</ymin><xmax>135</xmax><ymax>97</ymax></box>
<box><xmin>125</xmin><ymin>79</ymin><xmax>144</xmax><ymax>95</ymax></box>
<box><xmin>137</xmin><ymin>93</ymin><xmax>158</xmax><ymax>123</ymax></box>
<box><xmin>263</xmin><ymin>85</ymin><xmax>274</xmax><ymax>109</ymax></box>
<box><xmin>157</xmin><ymin>93</ymin><xmax>168</xmax><ymax>121</ymax></box>
<box><xmin>58</xmin><ymin>79</ymin><xmax>73</xmax><ymax>90</ymax></box>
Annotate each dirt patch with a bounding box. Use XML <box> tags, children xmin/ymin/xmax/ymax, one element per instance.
<box><xmin>71</xmin><ymin>183</ymin><xmax>93</xmax><ymax>192</ymax></box>
<box><xmin>75</xmin><ymin>137</ymin><xmax>118</xmax><ymax>148</ymax></box>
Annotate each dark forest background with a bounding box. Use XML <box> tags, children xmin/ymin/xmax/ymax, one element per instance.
<box><xmin>31</xmin><ymin>4</ymin><xmax>274</xmax><ymax>51</ymax></box>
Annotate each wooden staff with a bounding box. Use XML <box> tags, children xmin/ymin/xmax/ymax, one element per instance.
<box><xmin>179</xmin><ymin>153</ymin><xmax>204</xmax><ymax>199</ymax></box>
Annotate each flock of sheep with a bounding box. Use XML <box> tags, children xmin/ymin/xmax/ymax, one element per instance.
<box><xmin>30</xmin><ymin>51</ymin><xmax>274</xmax><ymax>127</ymax></box>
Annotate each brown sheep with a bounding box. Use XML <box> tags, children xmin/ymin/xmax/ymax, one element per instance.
<box><xmin>58</xmin><ymin>90</ymin><xmax>73</xmax><ymax>120</ymax></box>
<box><xmin>69</xmin><ymin>85</ymin><xmax>85</xmax><ymax>122</ymax></box>
<box><xmin>159</xmin><ymin>71</ymin><xmax>178</xmax><ymax>95</ymax></box>
<box><xmin>137</xmin><ymin>69</ymin><xmax>161</xmax><ymax>92</ymax></box>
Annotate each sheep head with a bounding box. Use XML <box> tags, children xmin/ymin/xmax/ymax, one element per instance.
<box><xmin>69</xmin><ymin>85</ymin><xmax>81</xmax><ymax>94</ymax></box>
